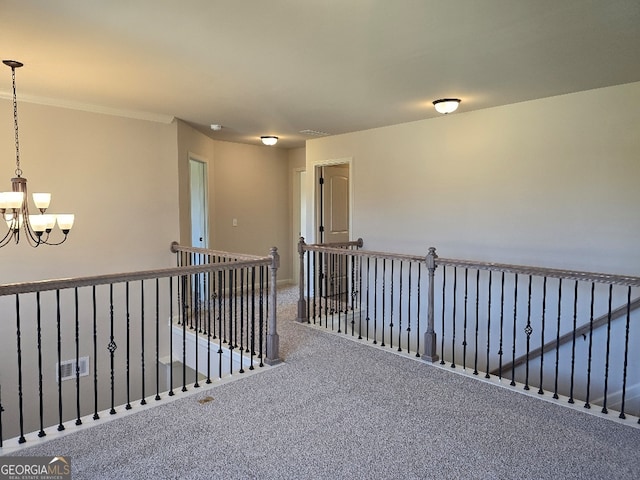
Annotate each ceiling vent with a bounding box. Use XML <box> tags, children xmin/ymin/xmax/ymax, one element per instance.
<box><xmin>299</xmin><ymin>129</ymin><xmax>330</xmax><ymax>137</ymax></box>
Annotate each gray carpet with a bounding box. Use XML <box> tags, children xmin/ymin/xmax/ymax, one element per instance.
<box><xmin>12</xmin><ymin>287</ymin><xmax>640</xmax><ymax>479</ymax></box>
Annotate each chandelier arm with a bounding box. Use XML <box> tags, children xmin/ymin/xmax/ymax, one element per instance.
<box><xmin>0</xmin><ymin>225</ymin><xmax>17</xmax><ymax>247</ymax></box>
<box><xmin>22</xmin><ymin>214</ymin><xmax>44</xmax><ymax>248</ymax></box>
<box><xmin>39</xmin><ymin>233</ymin><xmax>69</xmax><ymax>246</ymax></box>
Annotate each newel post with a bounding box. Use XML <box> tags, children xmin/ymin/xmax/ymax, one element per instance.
<box><xmin>297</xmin><ymin>237</ymin><xmax>308</xmax><ymax>323</ymax></box>
<box><xmin>423</xmin><ymin>247</ymin><xmax>439</xmax><ymax>363</ymax></box>
<box><xmin>265</xmin><ymin>247</ymin><xmax>282</xmax><ymax>365</ymax></box>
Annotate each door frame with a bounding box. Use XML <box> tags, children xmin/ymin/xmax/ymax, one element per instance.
<box><xmin>189</xmin><ymin>153</ymin><xmax>210</xmax><ymax>249</ymax></box>
<box><xmin>310</xmin><ymin>157</ymin><xmax>353</xmax><ymax>244</ymax></box>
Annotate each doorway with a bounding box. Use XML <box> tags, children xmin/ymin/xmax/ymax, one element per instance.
<box><xmin>314</xmin><ymin>159</ymin><xmax>352</xmax><ymax>302</ymax></box>
<box><xmin>316</xmin><ymin>163</ymin><xmax>350</xmax><ymax>244</ymax></box>
<box><xmin>189</xmin><ymin>157</ymin><xmax>209</xmax><ymax>249</ymax></box>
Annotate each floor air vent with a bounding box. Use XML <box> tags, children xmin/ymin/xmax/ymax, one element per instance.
<box><xmin>56</xmin><ymin>356</ymin><xmax>90</xmax><ymax>381</ymax></box>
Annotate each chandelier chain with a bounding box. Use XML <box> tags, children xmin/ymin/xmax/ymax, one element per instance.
<box><xmin>11</xmin><ymin>66</ymin><xmax>22</xmax><ymax>177</ymax></box>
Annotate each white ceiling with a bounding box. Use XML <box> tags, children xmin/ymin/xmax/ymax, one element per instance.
<box><xmin>1</xmin><ymin>0</ymin><xmax>639</xmax><ymax>149</ymax></box>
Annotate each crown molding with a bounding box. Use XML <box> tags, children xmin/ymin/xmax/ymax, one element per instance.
<box><xmin>0</xmin><ymin>90</ymin><xmax>175</xmax><ymax>124</ymax></box>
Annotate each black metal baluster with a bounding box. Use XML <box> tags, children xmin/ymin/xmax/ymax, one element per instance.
<box><xmin>601</xmin><ymin>284</ymin><xmax>613</xmax><ymax>414</ymax></box>
<box><xmin>206</xmin><ymin>270</ymin><xmax>212</xmax><ymax>385</ymax></box>
<box><xmin>390</xmin><ymin>260</ymin><xmax>396</xmax><ymax>349</ymax></box>
<box><xmin>524</xmin><ymin>275</ymin><xmax>533</xmax><ymax>391</ymax></box>
<box><xmin>365</xmin><ymin>257</ymin><xmax>371</xmax><ymax>341</ymax></box>
<box><xmin>463</xmin><ymin>268</ymin><xmax>469</xmax><ymax>369</ymax></box>
<box><xmin>0</xmin><ymin>386</ymin><xmax>4</xmax><ymax>447</ymax></box>
<box><xmin>497</xmin><ymin>272</ymin><xmax>505</xmax><ymax>379</ymax></box>
<box><xmin>141</xmin><ymin>280</ymin><xmax>147</xmax><ymax>403</ymax></box>
<box><xmin>397</xmin><ymin>260</ymin><xmax>403</xmax><ymax>351</ymax></box>
<box><xmin>485</xmin><ymin>271</ymin><xmax>493</xmax><ymax>379</ymax></box>
<box><xmin>239</xmin><ymin>268</ymin><xmax>245</xmax><ymax>374</ymax></box>
<box><xmin>568</xmin><ymin>281</ymin><xmax>578</xmax><ymax>403</ymax></box>
<box><xmin>37</xmin><ymin>292</ymin><xmax>46</xmax><ymax>435</ymax></box>
<box><xmin>181</xmin><ymin>274</ymin><xmax>188</xmax><ymax>392</ymax></box>
<box><xmin>382</xmin><ymin>258</ymin><xmax>387</xmax><ymax>347</ymax></box>
<box><xmin>15</xmin><ymin>294</ymin><xmax>26</xmax><ymax>443</ymax></box>
<box><xmin>374</xmin><ymin>258</ymin><xmax>378</xmax><ymax>344</ymax></box>
<box><xmin>259</xmin><ymin>266</ymin><xmax>265</xmax><ymax>367</ymax></box>
<box><xmin>229</xmin><ymin>269</ymin><xmax>235</xmax><ymax>376</ymax></box>
<box><xmin>405</xmin><ymin>261</ymin><xmax>410</xmax><ymax>354</ymax></box>
<box><xmin>168</xmin><ymin>278</ymin><xmax>174</xmax><ymax>397</ymax></box>
<box><xmin>351</xmin><ymin>253</ymin><xmax>356</xmax><ymax>336</ymax></box>
<box><xmin>74</xmin><ymin>288</ymin><xmax>82</xmax><ymax>426</ymax></box>
<box><xmin>307</xmin><ymin>248</ymin><xmax>312</xmax><ymax>323</ymax></box>
<box><xmin>193</xmin><ymin>273</ymin><xmax>200</xmax><ymax>388</ymax></box>
<box><xmin>92</xmin><ymin>286</ymin><xmax>99</xmax><ymax>420</ymax></box>
<box><xmin>108</xmin><ymin>284</ymin><xmax>117</xmax><ymax>414</ymax></box>
<box><xmin>155</xmin><ymin>278</ymin><xmax>161</xmax><ymax>400</ymax></box>
<box><xmin>56</xmin><ymin>290</ymin><xmax>65</xmax><ymax>431</ymax></box>
<box><xmin>440</xmin><ymin>267</ymin><xmax>446</xmax><ymax>365</ymax></box>
<box><xmin>318</xmin><ymin>251</ymin><xmax>323</xmax><ymax>327</ymax></box>
<box><xmin>235</xmin><ymin>269</ymin><xmax>240</xmax><ymax>351</ymax></box>
<box><xmin>250</xmin><ymin>266</ymin><xmax>256</xmax><ymax>370</ymax></box>
<box><xmin>451</xmin><ymin>267</ymin><xmax>457</xmax><ymax>368</ymax></box>
<box><xmin>553</xmin><ymin>279</ymin><xmax>563</xmax><ymax>399</ymax></box>
<box><xmin>336</xmin><ymin>254</ymin><xmax>342</xmax><ymax>332</ymax></box>
<box><xmin>125</xmin><ymin>282</ymin><xmax>132</xmax><ymax>408</ymax></box>
<box><xmin>510</xmin><ymin>274</ymin><xmax>518</xmax><ymax>386</ymax></box>
<box><xmin>416</xmin><ymin>263</ymin><xmax>422</xmax><ymax>358</ymax></box>
<box><xmin>218</xmin><ymin>270</ymin><xmax>224</xmax><ymax>379</ymax></box>
<box><xmin>358</xmin><ymin>253</ymin><xmax>363</xmax><ymax>340</ymax></box>
<box><xmin>619</xmin><ymin>286</ymin><xmax>632</xmax><ymax>419</ymax></box>
<box><xmin>473</xmin><ymin>270</ymin><xmax>480</xmax><ymax>375</ymax></box>
<box><xmin>584</xmin><ymin>283</ymin><xmax>595</xmax><ymax>409</ymax></box>
<box><xmin>538</xmin><ymin>277</ymin><xmax>547</xmax><ymax>395</ymax></box>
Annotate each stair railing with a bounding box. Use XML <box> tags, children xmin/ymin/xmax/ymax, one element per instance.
<box><xmin>0</xmin><ymin>243</ymin><xmax>279</xmax><ymax>448</ymax></box>
<box><xmin>297</xmin><ymin>237</ymin><xmax>640</xmax><ymax>423</ymax></box>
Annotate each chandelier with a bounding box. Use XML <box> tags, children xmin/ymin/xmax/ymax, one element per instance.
<box><xmin>1</xmin><ymin>60</ymin><xmax>74</xmax><ymax>247</ymax></box>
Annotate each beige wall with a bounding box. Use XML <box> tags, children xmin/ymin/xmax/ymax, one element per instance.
<box><xmin>0</xmin><ymin>100</ymin><xmax>179</xmax><ymax>283</ymax></box>
<box><xmin>306</xmin><ymin>82</ymin><xmax>640</xmax><ymax>276</ymax></box>
<box><xmin>213</xmin><ymin>140</ymin><xmax>291</xmax><ymax>281</ymax></box>
<box><xmin>176</xmin><ymin>123</ymin><xmax>293</xmax><ymax>282</ymax></box>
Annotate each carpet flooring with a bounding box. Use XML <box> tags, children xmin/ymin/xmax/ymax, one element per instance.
<box><xmin>11</xmin><ymin>287</ymin><xmax>640</xmax><ymax>479</ymax></box>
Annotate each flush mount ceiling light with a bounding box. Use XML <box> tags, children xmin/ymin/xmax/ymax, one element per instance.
<box><xmin>433</xmin><ymin>98</ymin><xmax>461</xmax><ymax>114</ymax></box>
<box><xmin>261</xmin><ymin>136</ymin><xmax>278</xmax><ymax>146</ymax></box>
<box><xmin>0</xmin><ymin>60</ymin><xmax>74</xmax><ymax>247</ymax></box>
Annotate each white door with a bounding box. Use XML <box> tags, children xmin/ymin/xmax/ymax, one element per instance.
<box><xmin>317</xmin><ymin>164</ymin><xmax>350</xmax><ymax>302</ymax></box>
<box><xmin>318</xmin><ymin>164</ymin><xmax>350</xmax><ymax>244</ymax></box>
<box><xmin>190</xmin><ymin>158</ymin><xmax>209</xmax><ymax>304</ymax></box>
<box><xmin>190</xmin><ymin>158</ymin><xmax>208</xmax><ymax>249</ymax></box>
